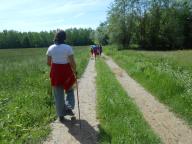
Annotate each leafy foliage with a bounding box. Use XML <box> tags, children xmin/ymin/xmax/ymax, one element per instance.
<box><xmin>104</xmin><ymin>0</ymin><xmax>192</xmax><ymax>50</ymax></box>
<box><xmin>65</xmin><ymin>28</ymin><xmax>94</xmax><ymax>46</ymax></box>
<box><xmin>94</xmin><ymin>22</ymin><xmax>109</xmax><ymax>45</ymax></box>
<box><xmin>0</xmin><ymin>28</ymin><xmax>94</xmax><ymax>49</ymax></box>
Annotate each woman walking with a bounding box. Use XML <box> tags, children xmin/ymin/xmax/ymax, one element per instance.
<box><xmin>46</xmin><ymin>30</ymin><xmax>77</xmax><ymax>122</ymax></box>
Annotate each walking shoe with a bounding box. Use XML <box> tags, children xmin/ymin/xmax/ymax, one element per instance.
<box><xmin>65</xmin><ymin>109</ymin><xmax>74</xmax><ymax>116</ymax></box>
<box><xmin>59</xmin><ymin>116</ymin><xmax>64</xmax><ymax>122</ymax></box>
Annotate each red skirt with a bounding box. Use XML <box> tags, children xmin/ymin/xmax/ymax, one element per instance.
<box><xmin>50</xmin><ymin>63</ymin><xmax>75</xmax><ymax>91</ymax></box>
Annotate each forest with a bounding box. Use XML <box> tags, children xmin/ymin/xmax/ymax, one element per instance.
<box><xmin>95</xmin><ymin>0</ymin><xmax>192</xmax><ymax>50</ymax></box>
<box><xmin>0</xmin><ymin>28</ymin><xmax>94</xmax><ymax>49</ymax></box>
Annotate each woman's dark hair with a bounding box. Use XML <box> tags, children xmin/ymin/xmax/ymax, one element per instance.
<box><xmin>54</xmin><ymin>30</ymin><xmax>66</xmax><ymax>44</ymax></box>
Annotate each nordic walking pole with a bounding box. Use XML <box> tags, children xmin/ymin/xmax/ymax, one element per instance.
<box><xmin>75</xmin><ymin>76</ymin><xmax>81</xmax><ymax>129</ymax></box>
<box><xmin>49</xmin><ymin>81</ymin><xmax>52</xmax><ymax>117</ymax></box>
<box><xmin>47</xmin><ymin>80</ymin><xmax>52</xmax><ymax>117</ymax></box>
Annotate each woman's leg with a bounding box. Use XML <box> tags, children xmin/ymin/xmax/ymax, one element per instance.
<box><xmin>53</xmin><ymin>86</ymin><xmax>65</xmax><ymax>117</ymax></box>
<box><xmin>66</xmin><ymin>87</ymin><xmax>75</xmax><ymax>110</ymax></box>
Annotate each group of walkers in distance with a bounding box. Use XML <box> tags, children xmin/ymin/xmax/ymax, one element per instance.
<box><xmin>90</xmin><ymin>44</ymin><xmax>102</xmax><ymax>60</ymax></box>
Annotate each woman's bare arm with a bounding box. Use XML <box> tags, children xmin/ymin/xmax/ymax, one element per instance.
<box><xmin>68</xmin><ymin>55</ymin><xmax>76</xmax><ymax>74</ymax></box>
<box><xmin>47</xmin><ymin>56</ymin><xmax>52</xmax><ymax>66</ymax></box>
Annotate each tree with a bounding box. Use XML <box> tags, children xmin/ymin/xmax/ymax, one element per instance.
<box><xmin>108</xmin><ymin>0</ymin><xmax>140</xmax><ymax>49</ymax></box>
<box><xmin>94</xmin><ymin>22</ymin><xmax>109</xmax><ymax>45</ymax></box>
<box><xmin>105</xmin><ymin>0</ymin><xmax>192</xmax><ymax>50</ymax></box>
<box><xmin>0</xmin><ymin>28</ymin><xmax>94</xmax><ymax>49</ymax></box>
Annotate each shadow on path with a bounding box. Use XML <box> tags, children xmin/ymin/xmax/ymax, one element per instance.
<box><xmin>61</xmin><ymin>119</ymin><xmax>98</xmax><ymax>144</ymax></box>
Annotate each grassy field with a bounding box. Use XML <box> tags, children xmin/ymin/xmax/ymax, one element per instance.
<box><xmin>96</xmin><ymin>59</ymin><xmax>161</xmax><ymax>144</ymax></box>
<box><xmin>105</xmin><ymin>46</ymin><xmax>192</xmax><ymax>126</ymax></box>
<box><xmin>0</xmin><ymin>46</ymin><xmax>89</xmax><ymax>144</ymax></box>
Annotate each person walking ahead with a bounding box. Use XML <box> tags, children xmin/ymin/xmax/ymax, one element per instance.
<box><xmin>46</xmin><ymin>30</ymin><xmax>76</xmax><ymax>122</ymax></box>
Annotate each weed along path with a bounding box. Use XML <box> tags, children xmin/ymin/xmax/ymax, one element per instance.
<box><xmin>104</xmin><ymin>55</ymin><xmax>192</xmax><ymax>144</ymax></box>
<box><xmin>44</xmin><ymin>59</ymin><xmax>99</xmax><ymax>144</ymax></box>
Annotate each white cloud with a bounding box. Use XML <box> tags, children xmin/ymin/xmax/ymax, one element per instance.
<box><xmin>0</xmin><ymin>0</ymin><xmax>113</xmax><ymax>31</ymax></box>
<box><xmin>73</xmin><ymin>12</ymin><xmax>85</xmax><ymax>18</ymax></box>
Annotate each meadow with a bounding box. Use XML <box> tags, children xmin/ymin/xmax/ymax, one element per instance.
<box><xmin>1</xmin><ymin>45</ymin><xmax>191</xmax><ymax>143</ymax></box>
<box><xmin>0</xmin><ymin>46</ymin><xmax>89</xmax><ymax>144</ymax></box>
<box><xmin>96</xmin><ymin>59</ymin><xmax>161</xmax><ymax>144</ymax></box>
<box><xmin>105</xmin><ymin>46</ymin><xmax>192</xmax><ymax>126</ymax></box>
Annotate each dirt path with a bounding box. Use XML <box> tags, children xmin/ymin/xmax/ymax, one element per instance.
<box><xmin>44</xmin><ymin>59</ymin><xmax>99</xmax><ymax>144</ymax></box>
<box><xmin>104</xmin><ymin>55</ymin><xmax>192</xmax><ymax>144</ymax></box>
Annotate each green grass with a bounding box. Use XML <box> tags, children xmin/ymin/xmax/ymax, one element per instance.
<box><xmin>96</xmin><ymin>59</ymin><xmax>161</xmax><ymax>144</ymax></box>
<box><xmin>0</xmin><ymin>46</ymin><xmax>89</xmax><ymax>144</ymax></box>
<box><xmin>138</xmin><ymin>50</ymin><xmax>192</xmax><ymax>70</ymax></box>
<box><xmin>105</xmin><ymin>46</ymin><xmax>192</xmax><ymax>126</ymax></box>
<box><xmin>74</xmin><ymin>46</ymin><xmax>90</xmax><ymax>78</ymax></box>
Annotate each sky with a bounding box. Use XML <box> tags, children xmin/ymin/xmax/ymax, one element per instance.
<box><xmin>0</xmin><ymin>0</ymin><xmax>113</xmax><ymax>32</ymax></box>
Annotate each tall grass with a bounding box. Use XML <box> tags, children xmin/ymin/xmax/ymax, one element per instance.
<box><xmin>105</xmin><ymin>46</ymin><xmax>192</xmax><ymax>126</ymax></box>
<box><xmin>0</xmin><ymin>46</ymin><xmax>89</xmax><ymax>144</ymax></box>
<box><xmin>138</xmin><ymin>50</ymin><xmax>192</xmax><ymax>71</ymax></box>
<box><xmin>74</xmin><ymin>46</ymin><xmax>90</xmax><ymax>78</ymax></box>
<box><xmin>96</xmin><ymin>59</ymin><xmax>161</xmax><ymax>144</ymax></box>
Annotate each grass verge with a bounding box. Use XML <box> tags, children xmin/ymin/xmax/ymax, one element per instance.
<box><xmin>104</xmin><ymin>46</ymin><xmax>192</xmax><ymax>126</ymax></box>
<box><xmin>74</xmin><ymin>46</ymin><xmax>90</xmax><ymax>78</ymax></box>
<box><xmin>96</xmin><ymin>58</ymin><xmax>161</xmax><ymax>144</ymax></box>
<box><xmin>0</xmin><ymin>46</ymin><xmax>89</xmax><ymax>143</ymax></box>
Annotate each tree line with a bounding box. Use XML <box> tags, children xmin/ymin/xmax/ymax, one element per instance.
<box><xmin>1</xmin><ymin>0</ymin><xmax>191</xmax><ymax>50</ymax></box>
<box><xmin>0</xmin><ymin>28</ymin><xmax>94</xmax><ymax>49</ymax></box>
<box><xmin>95</xmin><ymin>0</ymin><xmax>192</xmax><ymax>50</ymax></box>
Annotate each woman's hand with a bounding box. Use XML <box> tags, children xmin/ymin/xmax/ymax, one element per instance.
<box><xmin>68</xmin><ymin>55</ymin><xmax>77</xmax><ymax>75</ymax></box>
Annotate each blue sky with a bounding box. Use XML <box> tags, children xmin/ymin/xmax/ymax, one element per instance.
<box><xmin>0</xmin><ymin>0</ymin><xmax>113</xmax><ymax>32</ymax></box>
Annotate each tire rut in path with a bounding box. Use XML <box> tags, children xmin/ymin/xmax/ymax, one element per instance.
<box><xmin>104</xmin><ymin>55</ymin><xmax>192</xmax><ymax>144</ymax></box>
<box><xmin>44</xmin><ymin>59</ymin><xmax>99</xmax><ymax>144</ymax></box>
